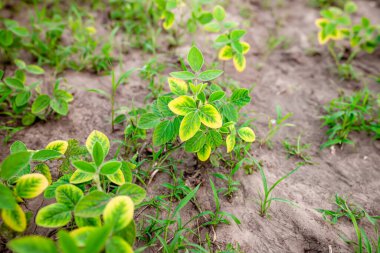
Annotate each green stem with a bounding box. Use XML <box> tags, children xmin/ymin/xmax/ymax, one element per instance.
<box><xmin>93</xmin><ymin>174</ymin><xmax>103</xmax><ymax>191</ymax></box>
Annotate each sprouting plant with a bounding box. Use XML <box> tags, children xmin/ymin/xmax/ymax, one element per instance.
<box><xmin>0</xmin><ymin>61</ymin><xmax>73</xmax><ymax>138</ymax></box>
<box><xmin>321</xmin><ymin>88</ymin><xmax>379</xmax><ymax>149</ymax></box>
<box><xmin>88</xmin><ymin>69</ymin><xmax>136</xmax><ymax>132</ymax></box>
<box><xmin>251</xmin><ymin>157</ymin><xmax>302</xmax><ymax>217</ymax></box>
<box><xmin>260</xmin><ymin>105</ymin><xmax>294</xmax><ymax>148</ymax></box>
<box><xmin>139</xmin><ymin>57</ymin><xmax>166</xmax><ymax>101</ymax></box>
<box><xmin>213</xmin><ymin>162</ymin><xmax>241</xmax><ymax>197</ymax></box>
<box><xmin>201</xmin><ymin>179</ymin><xmax>241</xmax><ymax>227</ymax></box>
<box><xmin>309</xmin><ymin>0</ymin><xmax>348</xmax><ymax>9</ymax></box>
<box><xmin>0</xmin><ymin>19</ymin><xmax>29</xmax><ymax>62</ymax></box>
<box><xmin>0</xmin><ymin>139</ymin><xmax>67</xmax><ymax>233</ymax></box>
<box><xmin>317</xmin><ymin>195</ymin><xmax>380</xmax><ymax>252</ymax></box>
<box><xmin>315</xmin><ymin>1</ymin><xmax>380</xmax><ymax>80</ymax></box>
<box><xmin>137</xmin><ymin>46</ymin><xmax>255</xmax><ymax>162</ymax></box>
<box><xmin>283</xmin><ymin>135</ymin><xmax>313</xmax><ymax>164</ymax></box>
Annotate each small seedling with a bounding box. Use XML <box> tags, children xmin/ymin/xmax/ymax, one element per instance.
<box><xmin>321</xmin><ymin>88</ymin><xmax>379</xmax><ymax>149</ymax></box>
<box><xmin>283</xmin><ymin>135</ymin><xmax>313</xmax><ymax>164</ymax></box>
<box><xmin>317</xmin><ymin>195</ymin><xmax>380</xmax><ymax>252</ymax></box>
<box><xmin>260</xmin><ymin>106</ymin><xmax>294</xmax><ymax>148</ymax></box>
<box><xmin>251</xmin><ymin>156</ymin><xmax>302</xmax><ymax>217</ymax></box>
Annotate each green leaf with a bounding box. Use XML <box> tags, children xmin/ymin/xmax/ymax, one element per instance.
<box><xmin>231</xmin><ymin>29</ymin><xmax>246</xmax><ymax>41</ymax></box>
<box><xmin>206</xmin><ymin>130</ymin><xmax>223</xmax><ymax>148</ymax></box>
<box><xmin>50</xmin><ymin>98</ymin><xmax>68</xmax><ymax>116</ymax></box>
<box><xmin>114</xmin><ymin>221</ymin><xmax>136</xmax><ymax>247</ymax></box>
<box><xmin>8</xmin><ymin>236</ymin><xmax>58</xmax><ymax>253</ymax></box>
<box><xmin>15</xmin><ymin>174</ymin><xmax>49</xmax><ymax>199</ymax></box>
<box><xmin>57</xmin><ymin>230</ymin><xmax>80</xmax><ymax>253</ymax></box>
<box><xmin>170</xmin><ymin>71</ymin><xmax>195</xmax><ymax>80</ymax></box>
<box><xmin>70</xmin><ymin>170</ymin><xmax>94</xmax><ymax>184</ymax></box>
<box><xmin>138</xmin><ymin>113</ymin><xmax>161</xmax><ymax>129</ymax></box>
<box><xmin>117</xmin><ymin>183</ymin><xmax>147</xmax><ymax>205</ymax></box>
<box><xmin>32</xmin><ymin>149</ymin><xmax>62</xmax><ymax>162</ymax></box>
<box><xmin>100</xmin><ymin>161</ymin><xmax>122</xmax><ymax>175</ymax></box>
<box><xmin>197</xmin><ymin>144</ymin><xmax>211</xmax><ymax>161</ymax></box>
<box><xmin>230</xmin><ymin>88</ymin><xmax>251</xmax><ymax>107</ymax></box>
<box><xmin>213</xmin><ymin>5</ymin><xmax>225</xmax><ymax>21</ymax></box>
<box><xmin>2</xmin><ymin>204</ymin><xmax>26</xmax><ymax>232</ymax></box>
<box><xmin>25</xmin><ymin>65</ymin><xmax>45</xmax><ymax>75</ymax></box>
<box><xmin>0</xmin><ymin>151</ymin><xmax>31</xmax><ymax>180</ymax></box>
<box><xmin>187</xmin><ymin>46</ymin><xmax>204</xmax><ymax>72</ymax></box>
<box><xmin>72</xmin><ymin>160</ymin><xmax>96</xmax><ymax>173</ymax></box>
<box><xmin>56</xmin><ymin>184</ymin><xmax>83</xmax><ymax>209</ymax></box>
<box><xmin>106</xmin><ymin>236</ymin><xmax>133</xmax><ymax>253</ymax></box>
<box><xmin>209</xmin><ymin>91</ymin><xmax>225</xmax><ymax>102</ymax></box>
<box><xmin>4</xmin><ymin>77</ymin><xmax>24</xmax><ymax>90</ymax></box>
<box><xmin>153</xmin><ymin>120</ymin><xmax>175</xmax><ymax>146</ymax></box>
<box><xmin>84</xmin><ymin>225</ymin><xmax>112</xmax><ymax>253</ymax></box>
<box><xmin>9</xmin><ymin>26</ymin><xmax>29</xmax><ymax>37</ymax></box>
<box><xmin>0</xmin><ymin>184</ymin><xmax>17</xmax><ymax>209</ymax></box>
<box><xmin>172</xmin><ymin>184</ymin><xmax>200</xmax><ymax>217</ymax></box>
<box><xmin>74</xmin><ymin>216</ymin><xmax>101</xmax><ymax>228</ymax></box>
<box><xmin>156</xmin><ymin>96</ymin><xmax>175</xmax><ymax>117</ymax></box>
<box><xmin>22</xmin><ymin>113</ymin><xmax>36</xmax><ymax>126</ymax></box>
<box><xmin>221</xmin><ymin>103</ymin><xmax>238</xmax><ymax>122</ymax></box>
<box><xmin>198</xmin><ymin>70</ymin><xmax>223</xmax><ymax>81</ymax></box>
<box><xmin>15</xmin><ymin>91</ymin><xmax>31</xmax><ymax>107</ymax></box>
<box><xmin>10</xmin><ymin>141</ymin><xmax>27</xmax><ymax>154</ymax></box>
<box><xmin>36</xmin><ymin>203</ymin><xmax>72</xmax><ymax>228</ymax></box>
<box><xmin>168</xmin><ymin>95</ymin><xmax>196</xmax><ymax>116</ymax></box>
<box><xmin>92</xmin><ymin>142</ymin><xmax>104</xmax><ymax>167</ymax></box>
<box><xmin>103</xmin><ymin>196</ymin><xmax>134</xmax><ymax>232</ymax></box>
<box><xmin>45</xmin><ymin>140</ymin><xmax>68</xmax><ymax>154</ymax></box>
<box><xmin>179</xmin><ymin>111</ymin><xmax>201</xmax><ymax>142</ymax></box>
<box><xmin>238</xmin><ymin>127</ymin><xmax>256</xmax><ymax>142</ymax></box>
<box><xmin>184</xmin><ymin>131</ymin><xmax>206</xmax><ymax>152</ymax></box>
<box><xmin>0</xmin><ymin>30</ymin><xmax>13</xmax><ymax>47</ymax></box>
<box><xmin>74</xmin><ymin>190</ymin><xmax>111</xmax><ymax>218</ymax></box>
<box><xmin>86</xmin><ymin>130</ymin><xmax>110</xmax><ymax>157</ymax></box>
<box><xmin>44</xmin><ymin>175</ymin><xmax>71</xmax><ymax>199</ymax></box>
<box><xmin>32</xmin><ymin>95</ymin><xmax>51</xmax><ymax>114</ymax></box>
<box><xmin>199</xmin><ymin>104</ymin><xmax>222</xmax><ymax>128</ymax></box>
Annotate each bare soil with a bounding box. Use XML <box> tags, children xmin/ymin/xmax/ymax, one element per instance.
<box><xmin>1</xmin><ymin>0</ymin><xmax>380</xmax><ymax>252</ymax></box>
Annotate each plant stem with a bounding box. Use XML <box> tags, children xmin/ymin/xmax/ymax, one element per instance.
<box><xmin>93</xmin><ymin>174</ymin><xmax>103</xmax><ymax>191</ymax></box>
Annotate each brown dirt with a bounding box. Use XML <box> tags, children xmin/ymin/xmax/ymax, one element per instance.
<box><xmin>1</xmin><ymin>0</ymin><xmax>380</xmax><ymax>252</ymax></box>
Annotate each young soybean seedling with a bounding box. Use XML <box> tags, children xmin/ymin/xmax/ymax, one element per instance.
<box><xmin>283</xmin><ymin>135</ymin><xmax>313</xmax><ymax>164</ymax></box>
<box><xmin>251</xmin><ymin>157</ymin><xmax>302</xmax><ymax>217</ymax></box>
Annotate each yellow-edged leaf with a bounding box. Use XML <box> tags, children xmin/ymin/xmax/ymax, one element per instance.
<box><xmin>106</xmin><ymin>236</ymin><xmax>133</xmax><ymax>253</ymax></box>
<box><xmin>241</xmin><ymin>41</ymin><xmax>250</xmax><ymax>54</ymax></box>
<box><xmin>238</xmin><ymin>127</ymin><xmax>256</xmax><ymax>142</ymax></box>
<box><xmin>168</xmin><ymin>77</ymin><xmax>188</xmax><ymax>95</ymax></box>
<box><xmin>218</xmin><ymin>46</ymin><xmax>233</xmax><ymax>60</ymax></box>
<box><xmin>2</xmin><ymin>204</ymin><xmax>26</xmax><ymax>232</ymax></box>
<box><xmin>233</xmin><ymin>54</ymin><xmax>246</xmax><ymax>72</ymax></box>
<box><xmin>315</xmin><ymin>18</ymin><xmax>328</xmax><ymax>29</ymax></box>
<box><xmin>70</xmin><ymin>170</ymin><xmax>94</xmax><ymax>184</ymax></box>
<box><xmin>103</xmin><ymin>196</ymin><xmax>134</xmax><ymax>232</ymax></box>
<box><xmin>45</xmin><ymin>140</ymin><xmax>68</xmax><ymax>154</ymax></box>
<box><xmin>86</xmin><ymin>130</ymin><xmax>110</xmax><ymax>156</ymax></box>
<box><xmin>70</xmin><ymin>227</ymin><xmax>97</xmax><ymax>247</ymax></box>
<box><xmin>226</xmin><ymin>134</ymin><xmax>236</xmax><ymax>153</ymax></box>
<box><xmin>15</xmin><ymin>173</ymin><xmax>49</xmax><ymax>199</ymax></box>
<box><xmin>179</xmin><ymin>111</ymin><xmax>201</xmax><ymax>142</ymax></box>
<box><xmin>168</xmin><ymin>96</ymin><xmax>196</xmax><ymax>116</ymax></box>
<box><xmin>197</xmin><ymin>144</ymin><xmax>211</xmax><ymax>161</ymax></box>
<box><xmin>107</xmin><ymin>169</ymin><xmax>125</xmax><ymax>186</ymax></box>
<box><xmin>34</xmin><ymin>163</ymin><xmax>52</xmax><ymax>184</ymax></box>
<box><xmin>199</xmin><ymin>104</ymin><xmax>222</xmax><ymax>129</ymax></box>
